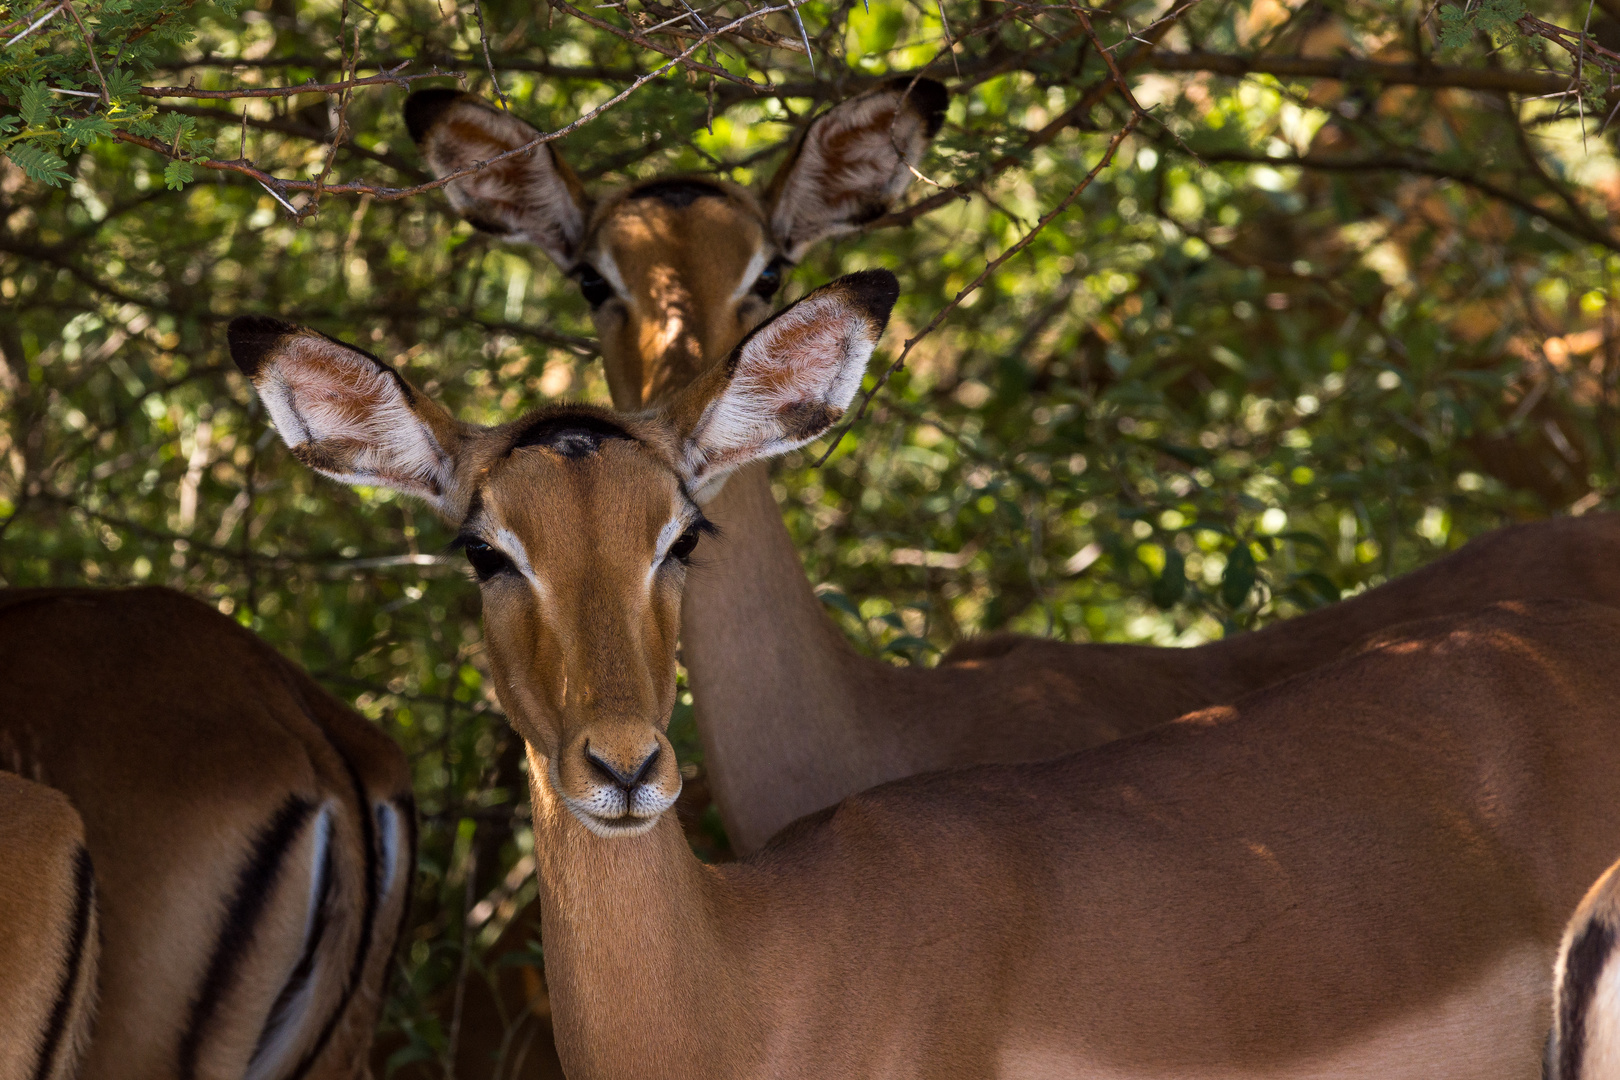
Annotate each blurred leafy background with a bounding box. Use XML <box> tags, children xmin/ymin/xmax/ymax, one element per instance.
<box><xmin>3</xmin><ymin>0</ymin><xmax>1618</xmax><ymax>1073</ymax></box>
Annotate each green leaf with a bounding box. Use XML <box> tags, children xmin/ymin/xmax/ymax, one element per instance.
<box><xmin>881</xmin><ymin>635</ymin><xmax>936</xmax><ymax>657</ymax></box>
<box><xmin>6</xmin><ymin>143</ymin><xmax>72</xmax><ymax>186</ymax></box>
<box><xmin>1151</xmin><ymin>549</ymin><xmax>1187</xmax><ymax>608</ymax></box>
<box><xmin>1221</xmin><ymin>543</ymin><xmax>1257</xmax><ymax>609</ymax></box>
<box><xmin>62</xmin><ymin>116</ymin><xmax>114</xmax><ymax>150</ymax></box>
<box><xmin>816</xmin><ymin>588</ymin><xmax>863</xmax><ymax>624</ymax></box>
<box><xmin>1287</xmin><ymin>572</ymin><xmax>1343</xmax><ymax>608</ymax></box>
<box><xmin>1438</xmin><ymin>0</ymin><xmax>1527</xmax><ymax>50</ymax></box>
<box><xmin>163</xmin><ymin>158</ymin><xmax>193</xmax><ymax>190</ymax></box>
<box><xmin>105</xmin><ymin>68</ymin><xmax>142</xmax><ymax>101</ymax></box>
<box><xmin>20</xmin><ymin>82</ymin><xmax>54</xmax><ymax>127</ymax></box>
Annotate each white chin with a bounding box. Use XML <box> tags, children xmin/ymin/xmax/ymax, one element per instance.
<box><xmin>574</xmin><ymin>809</ymin><xmax>662</xmax><ymax>839</ymax></box>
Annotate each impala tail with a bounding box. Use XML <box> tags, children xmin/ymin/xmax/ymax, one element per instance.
<box><xmin>1549</xmin><ymin>856</ymin><xmax>1620</xmax><ymax>1080</ymax></box>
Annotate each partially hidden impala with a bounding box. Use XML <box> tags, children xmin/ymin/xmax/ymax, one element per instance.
<box><xmin>233</xmin><ymin>273</ymin><xmax>1620</xmax><ymax>1078</ymax></box>
<box><xmin>0</xmin><ymin>587</ymin><xmax>415</xmax><ymax>1080</ymax></box>
<box><xmin>407</xmin><ymin>83</ymin><xmax>1620</xmax><ymax>856</ymax></box>
<box><xmin>1548</xmin><ymin>854</ymin><xmax>1620</xmax><ymax>1080</ymax></box>
<box><xmin>0</xmin><ymin>771</ymin><xmax>97</xmax><ymax>1080</ymax></box>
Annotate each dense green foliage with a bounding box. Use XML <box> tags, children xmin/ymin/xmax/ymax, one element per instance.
<box><xmin>2</xmin><ymin>0</ymin><xmax>1618</xmax><ymax>1069</ymax></box>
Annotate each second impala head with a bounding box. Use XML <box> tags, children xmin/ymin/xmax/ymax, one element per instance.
<box><xmin>227</xmin><ymin>271</ymin><xmax>899</xmax><ymax>837</ymax></box>
<box><xmin>403</xmin><ymin>78</ymin><xmax>946</xmax><ymax>409</ymax></box>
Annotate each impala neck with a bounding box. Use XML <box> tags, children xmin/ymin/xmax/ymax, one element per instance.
<box><xmin>681</xmin><ymin>463</ymin><xmax>914</xmax><ymax>853</ymax></box>
<box><xmin>526</xmin><ymin>745</ymin><xmax>728</xmax><ymax>1076</ymax></box>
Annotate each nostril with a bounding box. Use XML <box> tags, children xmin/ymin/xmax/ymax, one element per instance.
<box><xmin>585</xmin><ymin>744</ymin><xmax>660</xmax><ymax>789</ymax></box>
<box><xmin>628</xmin><ymin>746</ymin><xmax>660</xmax><ymax>787</ymax></box>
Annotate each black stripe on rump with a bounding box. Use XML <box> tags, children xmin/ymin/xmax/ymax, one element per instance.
<box><xmin>31</xmin><ymin>846</ymin><xmax>95</xmax><ymax>1080</ymax></box>
<box><xmin>180</xmin><ymin>797</ymin><xmax>315</xmax><ymax>1080</ymax></box>
<box><xmin>246</xmin><ymin>817</ymin><xmax>336</xmax><ymax>1076</ymax></box>
<box><xmin>1560</xmin><ymin>917</ymin><xmax>1617</xmax><ymax>1080</ymax></box>
<box><xmin>280</xmin><ymin>708</ymin><xmax>383</xmax><ymax>1080</ymax></box>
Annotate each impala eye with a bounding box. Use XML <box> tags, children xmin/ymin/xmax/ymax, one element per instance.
<box><xmin>461</xmin><ymin>538</ymin><xmax>513</xmax><ymax>582</ymax></box>
<box><xmin>667</xmin><ymin>526</ymin><xmax>702</xmax><ymax>565</ymax></box>
<box><xmin>577</xmin><ymin>265</ymin><xmax>613</xmax><ymax>308</ymax></box>
<box><xmin>751</xmin><ymin>258</ymin><xmax>788</xmax><ymax>301</ymax></box>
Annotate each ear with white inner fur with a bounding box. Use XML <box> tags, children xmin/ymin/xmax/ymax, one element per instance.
<box><xmin>228</xmin><ymin>316</ymin><xmax>473</xmax><ymax>519</ymax></box>
<box><xmin>671</xmin><ymin>269</ymin><xmax>899</xmax><ymax>498</ymax></box>
<box><xmin>405</xmin><ymin>89</ymin><xmax>589</xmax><ymax>269</ymax></box>
<box><xmin>764</xmin><ymin>78</ymin><xmax>949</xmax><ymax>263</ymax></box>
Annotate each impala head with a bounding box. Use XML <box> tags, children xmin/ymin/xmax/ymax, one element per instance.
<box><xmin>404</xmin><ymin>78</ymin><xmax>945</xmax><ymax>409</ymax></box>
<box><xmin>228</xmin><ymin>271</ymin><xmax>898</xmax><ymax>838</ymax></box>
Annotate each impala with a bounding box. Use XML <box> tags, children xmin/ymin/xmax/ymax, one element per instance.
<box><xmin>0</xmin><ymin>772</ymin><xmax>98</xmax><ymax>1080</ymax></box>
<box><xmin>408</xmin><ymin>84</ymin><xmax>1620</xmax><ymax>857</ymax></box>
<box><xmin>235</xmin><ymin>274</ymin><xmax>1618</xmax><ymax>1078</ymax></box>
<box><xmin>1548</xmin><ymin>855</ymin><xmax>1620</xmax><ymax>1080</ymax></box>
<box><xmin>0</xmin><ymin>587</ymin><xmax>416</xmax><ymax>1080</ymax></box>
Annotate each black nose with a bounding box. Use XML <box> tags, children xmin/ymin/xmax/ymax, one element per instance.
<box><xmin>586</xmin><ymin>745</ymin><xmax>660</xmax><ymax>789</ymax></box>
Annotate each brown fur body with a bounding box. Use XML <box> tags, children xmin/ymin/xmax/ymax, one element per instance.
<box><xmin>406</xmin><ymin>84</ymin><xmax>1620</xmax><ymax>861</ymax></box>
<box><xmin>0</xmin><ymin>773</ymin><xmax>99</xmax><ymax>1080</ymax></box>
<box><xmin>0</xmin><ymin>587</ymin><xmax>415</xmax><ymax>1080</ymax></box>
<box><xmin>691</xmin><ymin>473</ymin><xmax>1620</xmax><ymax>850</ymax></box>
<box><xmin>540</xmin><ymin>600</ymin><xmax>1610</xmax><ymax>1078</ymax></box>
<box><xmin>236</xmin><ymin>279</ymin><xmax>1620</xmax><ymax>1079</ymax></box>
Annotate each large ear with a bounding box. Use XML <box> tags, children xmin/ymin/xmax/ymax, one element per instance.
<box><xmin>764</xmin><ymin>78</ymin><xmax>949</xmax><ymax>262</ymax></box>
<box><xmin>404</xmin><ymin>89</ymin><xmax>589</xmax><ymax>269</ymax></box>
<box><xmin>668</xmin><ymin>269</ymin><xmax>899</xmax><ymax>497</ymax></box>
<box><xmin>228</xmin><ymin>316</ymin><xmax>474</xmax><ymax>519</ymax></box>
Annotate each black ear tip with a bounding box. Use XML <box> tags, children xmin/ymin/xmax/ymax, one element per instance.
<box><xmin>227</xmin><ymin>315</ymin><xmax>301</xmax><ymax>378</ymax></box>
<box><xmin>837</xmin><ymin>269</ymin><xmax>900</xmax><ymax>326</ymax></box>
<box><xmin>404</xmin><ymin>87</ymin><xmax>468</xmax><ymax>143</ymax></box>
<box><xmin>885</xmin><ymin>77</ymin><xmax>950</xmax><ymax>136</ymax></box>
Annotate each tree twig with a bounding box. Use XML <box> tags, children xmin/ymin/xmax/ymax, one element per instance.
<box><xmin>1147</xmin><ymin>49</ymin><xmax>1574</xmax><ymax>96</ymax></box>
<box><xmin>137</xmin><ymin>66</ymin><xmax>454</xmax><ymax>99</ymax></box>
<box><xmin>813</xmin><ymin>115</ymin><xmax>1140</xmax><ymax>466</ymax></box>
<box><xmin>113</xmin><ymin>2</ymin><xmax>800</xmax><ymax>216</ymax></box>
<box><xmin>60</xmin><ymin>1</ymin><xmax>109</xmax><ymax>105</ymax></box>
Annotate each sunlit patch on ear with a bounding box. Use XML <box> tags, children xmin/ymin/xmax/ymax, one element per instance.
<box><xmin>680</xmin><ymin>270</ymin><xmax>899</xmax><ymax>491</ymax></box>
<box><xmin>405</xmin><ymin>89</ymin><xmax>587</xmax><ymax>268</ymax></box>
<box><xmin>261</xmin><ymin>339</ymin><xmax>451</xmax><ymax>502</ymax></box>
<box><xmin>766</xmin><ymin>78</ymin><xmax>950</xmax><ymax>262</ymax></box>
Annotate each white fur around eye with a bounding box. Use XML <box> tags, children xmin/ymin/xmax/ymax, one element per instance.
<box><xmin>646</xmin><ymin>512</ymin><xmax>691</xmax><ymax>588</ymax></box>
<box><xmin>728</xmin><ymin>248</ymin><xmax>772</xmax><ymax>305</ymax></box>
<box><xmin>493</xmin><ymin>526</ymin><xmax>543</xmax><ymax>590</ymax></box>
<box><xmin>593</xmin><ymin>249</ymin><xmax>629</xmax><ymax>299</ymax></box>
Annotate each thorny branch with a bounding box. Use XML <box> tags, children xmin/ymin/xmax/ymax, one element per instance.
<box><xmin>811</xmin><ymin>116</ymin><xmax>1142</xmax><ymax>466</ymax></box>
<box><xmin>112</xmin><ymin>2</ymin><xmax>801</xmax><ymax>218</ymax></box>
<box><xmin>138</xmin><ymin>66</ymin><xmax>454</xmax><ymax>99</ymax></box>
<box><xmin>1189</xmin><ymin>148</ymin><xmax>1620</xmax><ymax>254</ymax></box>
<box><xmin>1516</xmin><ymin>11</ymin><xmax>1620</xmax><ymax>79</ymax></box>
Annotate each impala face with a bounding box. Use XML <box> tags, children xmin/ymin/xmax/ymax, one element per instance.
<box><xmin>455</xmin><ymin>412</ymin><xmax>698</xmax><ymax>838</ymax></box>
<box><xmin>229</xmin><ymin>271</ymin><xmax>899</xmax><ymax>838</ymax></box>
<box><xmin>405</xmin><ymin>77</ymin><xmax>946</xmax><ymax>409</ymax></box>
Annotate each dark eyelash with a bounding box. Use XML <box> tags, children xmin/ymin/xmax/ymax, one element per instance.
<box><xmin>666</xmin><ymin>516</ymin><xmax>720</xmax><ymax>566</ymax></box>
<box><xmin>450</xmin><ymin>533</ymin><xmax>514</xmax><ymax>582</ymax></box>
